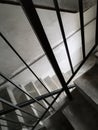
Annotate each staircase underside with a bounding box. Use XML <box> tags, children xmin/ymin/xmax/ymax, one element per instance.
<box><xmin>0</xmin><ymin>0</ymin><xmax>97</xmax><ymax>13</ymax></box>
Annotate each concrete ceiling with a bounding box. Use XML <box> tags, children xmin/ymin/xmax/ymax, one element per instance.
<box><xmin>1</xmin><ymin>0</ymin><xmax>96</xmax><ymax>12</ymax></box>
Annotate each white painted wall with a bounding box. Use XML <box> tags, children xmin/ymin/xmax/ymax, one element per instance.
<box><xmin>0</xmin><ymin>4</ymin><xmax>96</xmax><ymax>87</ymax></box>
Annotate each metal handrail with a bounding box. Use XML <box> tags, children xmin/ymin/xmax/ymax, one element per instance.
<box><xmin>0</xmin><ymin>88</ymin><xmax>63</xmax><ymax>115</ymax></box>
<box><xmin>0</xmin><ymin>97</ymin><xmax>38</xmax><ymax>120</ymax></box>
<box><xmin>0</xmin><ymin>72</ymin><xmax>47</xmax><ymax>110</ymax></box>
<box><xmin>0</xmin><ymin>0</ymin><xmax>97</xmax><ymax>129</ymax></box>
<box><xmin>19</xmin><ymin>0</ymin><xmax>72</xmax><ymax>100</ymax></box>
<box><xmin>0</xmin><ymin>32</ymin><xmax>55</xmax><ymax>102</ymax></box>
<box><xmin>32</xmin><ymin>90</ymin><xmax>63</xmax><ymax>129</ymax></box>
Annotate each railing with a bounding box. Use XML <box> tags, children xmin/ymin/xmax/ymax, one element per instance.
<box><xmin>0</xmin><ymin>0</ymin><xmax>98</xmax><ymax>129</ymax></box>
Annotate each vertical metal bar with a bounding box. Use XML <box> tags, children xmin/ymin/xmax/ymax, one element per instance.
<box><xmin>0</xmin><ymin>32</ymin><xmax>55</xmax><ymax>102</ymax></box>
<box><xmin>95</xmin><ymin>0</ymin><xmax>98</xmax><ymax>45</ymax></box>
<box><xmin>78</xmin><ymin>0</ymin><xmax>85</xmax><ymax>59</ymax></box>
<box><xmin>0</xmin><ymin>72</ymin><xmax>47</xmax><ymax>110</ymax></box>
<box><xmin>19</xmin><ymin>0</ymin><xmax>72</xmax><ymax>100</ymax></box>
<box><xmin>53</xmin><ymin>0</ymin><xmax>74</xmax><ymax>74</ymax></box>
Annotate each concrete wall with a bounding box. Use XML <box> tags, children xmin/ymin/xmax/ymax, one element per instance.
<box><xmin>0</xmin><ymin>4</ymin><xmax>96</xmax><ymax>86</ymax></box>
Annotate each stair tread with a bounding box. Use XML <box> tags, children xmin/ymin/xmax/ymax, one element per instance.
<box><xmin>63</xmin><ymin>89</ymin><xmax>98</xmax><ymax>130</ymax></box>
<box><xmin>34</xmin><ymin>80</ymin><xmax>50</xmax><ymax>117</ymax></box>
<box><xmin>13</xmin><ymin>86</ymin><xmax>37</xmax><ymax>125</ymax></box>
<box><xmin>74</xmin><ymin>64</ymin><xmax>98</xmax><ymax>105</ymax></box>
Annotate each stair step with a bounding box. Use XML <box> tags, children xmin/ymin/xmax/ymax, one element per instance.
<box><xmin>25</xmin><ymin>82</ymin><xmax>46</xmax><ymax>116</ymax></box>
<box><xmin>63</xmin><ymin>89</ymin><xmax>98</xmax><ymax>130</ymax></box>
<box><xmin>24</xmin><ymin>82</ymin><xmax>39</xmax><ymax>98</ymax></box>
<box><xmin>13</xmin><ymin>86</ymin><xmax>37</xmax><ymax>125</ymax></box>
<box><xmin>34</xmin><ymin>80</ymin><xmax>50</xmax><ymax>117</ymax></box>
<box><xmin>44</xmin><ymin>76</ymin><xmax>60</xmax><ymax>91</ymax></box>
<box><xmin>44</xmin><ymin>110</ymin><xmax>74</xmax><ymax>130</ymax></box>
<box><xmin>74</xmin><ymin>64</ymin><xmax>98</xmax><ymax>109</ymax></box>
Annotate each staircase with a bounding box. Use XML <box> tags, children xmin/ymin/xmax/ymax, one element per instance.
<box><xmin>0</xmin><ymin>0</ymin><xmax>98</xmax><ymax>129</ymax></box>
<box><xmin>0</xmin><ymin>71</ymin><xmax>66</xmax><ymax>129</ymax></box>
<box><xmin>37</xmin><ymin>58</ymin><xmax>98</xmax><ymax>130</ymax></box>
<box><xmin>0</xmin><ymin>55</ymin><xmax>97</xmax><ymax>130</ymax></box>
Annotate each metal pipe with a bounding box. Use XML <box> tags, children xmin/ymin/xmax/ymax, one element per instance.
<box><xmin>0</xmin><ymin>32</ymin><xmax>55</xmax><ymax>102</ymax></box>
<box><xmin>43</xmin><ymin>99</ymin><xmax>55</xmax><ymax>111</ymax></box>
<box><xmin>0</xmin><ymin>88</ymin><xmax>63</xmax><ymax>116</ymax></box>
<box><xmin>19</xmin><ymin>0</ymin><xmax>72</xmax><ymax>100</ymax></box>
<box><xmin>0</xmin><ymin>72</ymin><xmax>47</xmax><ymax>110</ymax></box>
<box><xmin>53</xmin><ymin>0</ymin><xmax>74</xmax><ymax>74</ymax></box>
<box><xmin>0</xmin><ymin>97</ymin><xmax>38</xmax><ymax>120</ymax></box>
<box><xmin>78</xmin><ymin>0</ymin><xmax>85</xmax><ymax>59</ymax></box>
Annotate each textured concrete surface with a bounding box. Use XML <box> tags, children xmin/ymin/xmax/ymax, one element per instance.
<box><xmin>52</xmin><ymin>54</ymin><xmax>96</xmax><ymax>86</ymax></box>
<box><xmin>74</xmin><ymin>64</ymin><xmax>98</xmax><ymax>105</ymax></box>
<box><xmin>63</xmin><ymin>89</ymin><xmax>98</xmax><ymax>130</ymax></box>
<box><xmin>4</xmin><ymin>0</ymin><xmax>97</xmax><ymax>12</ymax></box>
<box><xmin>44</xmin><ymin>110</ymin><xmax>74</xmax><ymax>130</ymax></box>
<box><xmin>13</xmin><ymin>87</ymin><xmax>37</xmax><ymax>125</ymax></box>
<box><xmin>25</xmin><ymin>81</ymin><xmax>48</xmax><ymax>117</ymax></box>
